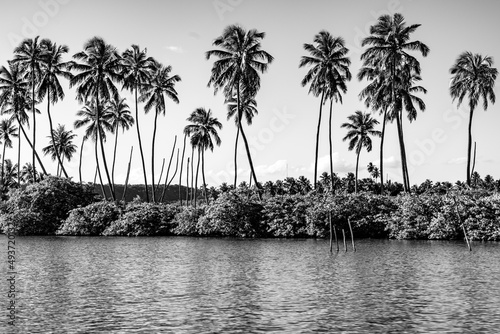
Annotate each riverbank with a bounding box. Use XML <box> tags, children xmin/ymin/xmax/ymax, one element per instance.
<box><xmin>1</xmin><ymin>176</ymin><xmax>499</xmax><ymax>240</ymax></box>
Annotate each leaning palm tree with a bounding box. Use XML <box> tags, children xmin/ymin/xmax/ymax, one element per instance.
<box><xmin>74</xmin><ymin>100</ymin><xmax>113</xmax><ymax>199</ymax></box>
<box><xmin>70</xmin><ymin>36</ymin><xmax>122</xmax><ymax>201</ymax></box>
<box><xmin>184</xmin><ymin>108</ymin><xmax>222</xmax><ymax>204</ymax></box>
<box><xmin>361</xmin><ymin>13</ymin><xmax>429</xmax><ymax>192</ymax></box>
<box><xmin>300</xmin><ymin>31</ymin><xmax>351</xmax><ymax>189</ymax></box>
<box><xmin>37</xmin><ymin>40</ymin><xmax>73</xmax><ymax>178</ymax></box>
<box><xmin>122</xmin><ymin>44</ymin><xmax>155</xmax><ymax>202</ymax></box>
<box><xmin>450</xmin><ymin>52</ymin><xmax>498</xmax><ymax>186</ymax></box>
<box><xmin>42</xmin><ymin>124</ymin><xmax>77</xmax><ymax>177</ymax></box>
<box><xmin>341</xmin><ymin>111</ymin><xmax>381</xmax><ymax>193</ymax></box>
<box><xmin>12</xmin><ymin>36</ymin><xmax>50</xmax><ymax>182</ymax></box>
<box><xmin>108</xmin><ymin>95</ymin><xmax>134</xmax><ymax>189</ymax></box>
<box><xmin>226</xmin><ymin>91</ymin><xmax>257</xmax><ymax>187</ymax></box>
<box><xmin>206</xmin><ymin>24</ymin><xmax>274</xmax><ymax>191</ymax></box>
<box><xmin>139</xmin><ymin>61</ymin><xmax>180</xmax><ymax>202</ymax></box>
<box><xmin>0</xmin><ymin>118</ymin><xmax>18</xmax><ymax>186</ymax></box>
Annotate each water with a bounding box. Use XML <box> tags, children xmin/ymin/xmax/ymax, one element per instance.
<box><xmin>1</xmin><ymin>237</ymin><xmax>499</xmax><ymax>333</ymax></box>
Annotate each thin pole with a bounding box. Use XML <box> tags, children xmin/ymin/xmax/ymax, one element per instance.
<box><xmin>453</xmin><ymin>196</ymin><xmax>472</xmax><ymax>251</ymax></box>
<box><xmin>329</xmin><ymin>212</ymin><xmax>333</xmax><ymax>253</ymax></box>
<box><xmin>342</xmin><ymin>229</ymin><xmax>347</xmax><ymax>252</ymax></box>
<box><xmin>122</xmin><ymin>146</ymin><xmax>133</xmax><ymax>202</ymax></box>
<box><xmin>348</xmin><ymin>217</ymin><xmax>356</xmax><ymax>252</ymax></box>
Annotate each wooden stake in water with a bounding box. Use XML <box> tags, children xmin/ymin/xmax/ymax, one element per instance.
<box><xmin>453</xmin><ymin>196</ymin><xmax>472</xmax><ymax>251</ymax></box>
<box><xmin>342</xmin><ymin>229</ymin><xmax>347</xmax><ymax>252</ymax></box>
<box><xmin>348</xmin><ymin>217</ymin><xmax>356</xmax><ymax>252</ymax></box>
<box><xmin>334</xmin><ymin>225</ymin><xmax>339</xmax><ymax>252</ymax></box>
<box><xmin>329</xmin><ymin>212</ymin><xmax>333</xmax><ymax>253</ymax></box>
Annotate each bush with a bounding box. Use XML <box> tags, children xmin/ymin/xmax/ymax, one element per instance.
<box><xmin>263</xmin><ymin>195</ymin><xmax>309</xmax><ymax>237</ymax></box>
<box><xmin>173</xmin><ymin>206</ymin><xmax>205</xmax><ymax>236</ymax></box>
<box><xmin>102</xmin><ymin>202</ymin><xmax>179</xmax><ymax>236</ymax></box>
<box><xmin>0</xmin><ymin>177</ymin><xmax>97</xmax><ymax>235</ymax></box>
<box><xmin>57</xmin><ymin>202</ymin><xmax>121</xmax><ymax>236</ymax></box>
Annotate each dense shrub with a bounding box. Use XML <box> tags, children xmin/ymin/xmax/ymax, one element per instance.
<box><xmin>0</xmin><ymin>177</ymin><xmax>97</xmax><ymax>235</ymax></box>
<box><xmin>102</xmin><ymin>202</ymin><xmax>179</xmax><ymax>236</ymax></box>
<box><xmin>57</xmin><ymin>202</ymin><xmax>121</xmax><ymax>236</ymax></box>
<box><xmin>197</xmin><ymin>191</ymin><xmax>264</xmax><ymax>237</ymax></box>
<box><xmin>263</xmin><ymin>195</ymin><xmax>309</xmax><ymax>237</ymax></box>
<box><xmin>173</xmin><ymin>206</ymin><xmax>205</xmax><ymax>236</ymax></box>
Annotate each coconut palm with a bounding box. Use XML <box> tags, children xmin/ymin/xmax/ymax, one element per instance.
<box><xmin>226</xmin><ymin>91</ymin><xmax>258</xmax><ymax>187</ymax></box>
<box><xmin>12</xmin><ymin>36</ymin><xmax>50</xmax><ymax>182</ymax></box>
<box><xmin>1</xmin><ymin>159</ymin><xmax>18</xmax><ymax>191</ymax></box>
<box><xmin>341</xmin><ymin>111</ymin><xmax>381</xmax><ymax>193</ymax></box>
<box><xmin>0</xmin><ymin>118</ymin><xmax>18</xmax><ymax>186</ymax></box>
<box><xmin>449</xmin><ymin>52</ymin><xmax>498</xmax><ymax>186</ymax></box>
<box><xmin>108</xmin><ymin>95</ymin><xmax>134</xmax><ymax>189</ymax></box>
<box><xmin>140</xmin><ymin>61</ymin><xmax>180</xmax><ymax>202</ymax></box>
<box><xmin>206</xmin><ymin>24</ymin><xmax>274</xmax><ymax>192</ymax></box>
<box><xmin>361</xmin><ymin>13</ymin><xmax>429</xmax><ymax>192</ymax></box>
<box><xmin>74</xmin><ymin>100</ymin><xmax>113</xmax><ymax>199</ymax></box>
<box><xmin>42</xmin><ymin>124</ymin><xmax>77</xmax><ymax>177</ymax></box>
<box><xmin>37</xmin><ymin>40</ymin><xmax>73</xmax><ymax>178</ymax></box>
<box><xmin>20</xmin><ymin>162</ymin><xmax>38</xmax><ymax>184</ymax></box>
<box><xmin>184</xmin><ymin>108</ymin><xmax>222</xmax><ymax>204</ymax></box>
<box><xmin>122</xmin><ymin>44</ymin><xmax>155</xmax><ymax>202</ymax></box>
<box><xmin>70</xmin><ymin>36</ymin><xmax>122</xmax><ymax>201</ymax></box>
<box><xmin>300</xmin><ymin>31</ymin><xmax>351</xmax><ymax>189</ymax></box>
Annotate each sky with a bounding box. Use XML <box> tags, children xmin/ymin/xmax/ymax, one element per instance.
<box><xmin>1</xmin><ymin>0</ymin><xmax>500</xmax><ymax>187</ymax></box>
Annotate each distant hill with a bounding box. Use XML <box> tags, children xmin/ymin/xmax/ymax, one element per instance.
<box><xmin>91</xmin><ymin>183</ymin><xmax>201</xmax><ymax>203</ymax></box>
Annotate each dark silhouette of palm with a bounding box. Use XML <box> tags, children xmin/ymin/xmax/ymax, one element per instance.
<box><xmin>341</xmin><ymin>111</ymin><xmax>381</xmax><ymax>193</ymax></box>
<box><xmin>42</xmin><ymin>124</ymin><xmax>77</xmax><ymax>177</ymax></box>
<box><xmin>450</xmin><ymin>52</ymin><xmax>498</xmax><ymax>186</ymax></box>
<box><xmin>0</xmin><ymin>118</ymin><xmax>18</xmax><ymax>187</ymax></box>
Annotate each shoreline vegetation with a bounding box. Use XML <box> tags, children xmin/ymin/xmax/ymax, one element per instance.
<box><xmin>0</xmin><ymin>176</ymin><xmax>499</xmax><ymax>241</ymax></box>
<box><xmin>0</xmin><ymin>14</ymin><xmax>499</xmax><ymax>242</ymax></box>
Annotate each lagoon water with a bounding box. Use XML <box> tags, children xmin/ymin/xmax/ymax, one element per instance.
<box><xmin>1</xmin><ymin>237</ymin><xmax>499</xmax><ymax>333</ymax></box>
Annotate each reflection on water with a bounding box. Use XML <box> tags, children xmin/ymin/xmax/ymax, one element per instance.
<box><xmin>1</xmin><ymin>237</ymin><xmax>499</xmax><ymax>333</ymax></box>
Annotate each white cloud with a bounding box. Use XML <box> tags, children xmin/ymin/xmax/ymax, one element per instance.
<box><xmin>448</xmin><ymin>157</ymin><xmax>466</xmax><ymax>165</ymax></box>
<box><xmin>309</xmin><ymin>153</ymin><xmax>353</xmax><ymax>174</ymax></box>
<box><xmin>164</xmin><ymin>45</ymin><xmax>184</xmax><ymax>53</ymax></box>
<box><xmin>373</xmin><ymin>156</ymin><xmax>400</xmax><ymax>169</ymax></box>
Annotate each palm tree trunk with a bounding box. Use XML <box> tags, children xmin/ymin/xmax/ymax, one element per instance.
<box><xmin>185</xmin><ymin>157</ymin><xmax>190</xmax><ymax>206</ymax></box>
<box><xmin>155</xmin><ymin>158</ymin><xmax>165</xmax><ymax>199</ymax></box>
<box><xmin>17</xmin><ymin>132</ymin><xmax>20</xmax><ymax>186</ymax></box>
<box><xmin>466</xmin><ymin>106</ymin><xmax>474</xmax><ymax>186</ymax></box>
<box><xmin>161</xmin><ymin>148</ymin><xmax>179</xmax><ymax>203</ymax></box>
<box><xmin>111</xmin><ymin>125</ymin><xmax>119</xmax><ymax>191</ymax></box>
<box><xmin>194</xmin><ymin>148</ymin><xmax>201</xmax><ymax>208</ymax></box>
<box><xmin>1</xmin><ymin>143</ymin><xmax>6</xmax><ymax>187</ymax></box>
<box><xmin>314</xmin><ymin>90</ymin><xmax>326</xmax><ymax>189</ymax></box>
<box><xmin>395</xmin><ymin>111</ymin><xmax>408</xmax><ymax>192</ymax></box>
<box><xmin>190</xmin><ymin>145</ymin><xmax>195</xmax><ymax>205</ymax></box>
<box><xmin>47</xmin><ymin>89</ymin><xmax>68</xmax><ymax>178</ymax></box>
<box><xmin>134</xmin><ymin>87</ymin><xmax>149</xmax><ymax>202</ymax></box>
<box><xmin>60</xmin><ymin>156</ymin><xmax>65</xmax><ymax>177</ymax></box>
<box><xmin>160</xmin><ymin>136</ymin><xmax>177</xmax><ymax>202</ymax></box>
<box><xmin>178</xmin><ymin>133</ymin><xmax>187</xmax><ymax>205</ymax></box>
<box><xmin>15</xmin><ymin>115</ymin><xmax>47</xmax><ymax>176</ymax></box>
<box><xmin>151</xmin><ymin>111</ymin><xmax>160</xmax><ymax>202</ymax></box>
<box><xmin>233</xmin><ymin>126</ymin><xmax>240</xmax><ymax>188</ymax></box>
<box><xmin>399</xmin><ymin>110</ymin><xmax>411</xmax><ymax>192</ymax></box>
<box><xmin>79</xmin><ymin>137</ymin><xmax>85</xmax><ymax>184</ymax></box>
<box><xmin>96</xmin><ymin>92</ymin><xmax>116</xmax><ymax>201</ymax></box>
<box><xmin>202</xmin><ymin>149</ymin><xmax>208</xmax><ymax>204</ymax></box>
<box><xmin>94</xmin><ymin>135</ymin><xmax>107</xmax><ymax>200</ymax></box>
<box><xmin>379</xmin><ymin>108</ymin><xmax>387</xmax><ymax>194</ymax></box>
<box><xmin>328</xmin><ymin>97</ymin><xmax>334</xmax><ymax>193</ymax></box>
<box><xmin>122</xmin><ymin>146</ymin><xmax>133</xmax><ymax>202</ymax></box>
<box><xmin>31</xmin><ymin>73</ymin><xmax>36</xmax><ymax>182</ymax></box>
<box><xmin>355</xmin><ymin>146</ymin><xmax>361</xmax><ymax>194</ymax></box>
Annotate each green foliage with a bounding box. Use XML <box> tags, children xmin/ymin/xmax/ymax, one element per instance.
<box><xmin>57</xmin><ymin>202</ymin><xmax>120</xmax><ymax>236</ymax></box>
<box><xmin>102</xmin><ymin>202</ymin><xmax>179</xmax><ymax>236</ymax></box>
<box><xmin>0</xmin><ymin>176</ymin><xmax>97</xmax><ymax>235</ymax></box>
<box><xmin>263</xmin><ymin>195</ymin><xmax>309</xmax><ymax>237</ymax></box>
<box><xmin>173</xmin><ymin>206</ymin><xmax>205</xmax><ymax>236</ymax></box>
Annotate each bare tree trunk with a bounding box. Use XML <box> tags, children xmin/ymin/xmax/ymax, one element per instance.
<box><xmin>122</xmin><ymin>146</ymin><xmax>133</xmax><ymax>202</ymax></box>
<box><xmin>314</xmin><ymin>90</ymin><xmax>325</xmax><ymax>189</ymax></box>
<box><xmin>135</xmin><ymin>87</ymin><xmax>149</xmax><ymax>202</ymax></box>
<box><xmin>178</xmin><ymin>133</ymin><xmax>187</xmax><ymax>205</ymax></box>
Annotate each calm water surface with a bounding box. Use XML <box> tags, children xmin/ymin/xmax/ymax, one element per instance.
<box><xmin>1</xmin><ymin>237</ymin><xmax>499</xmax><ymax>333</ymax></box>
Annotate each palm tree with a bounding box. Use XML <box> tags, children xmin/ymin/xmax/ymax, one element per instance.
<box><xmin>300</xmin><ymin>31</ymin><xmax>351</xmax><ymax>189</ymax></box>
<box><xmin>226</xmin><ymin>91</ymin><xmax>258</xmax><ymax>187</ymax></box>
<box><xmin>367</xmin><ymin>162</ymin><xmax>380</xmax><ymax>181</ymax></box>
<box><xmin>70</xmin><ymin>36</ymin><xmax>122</xmax><ymax>201</ymax></box>
<box><xmin>108</xmin><ymin>95</ymin><xmax>134</xmax><ymax>189</ymax></box>
<box><xmin>1</xmin><ymin>159</ymin><xmax>18</xmax><ymax>191</ymax></box>
<box><xmin>74</xmin><ymin>100</ymin><xmax>113</xmax><ymax>198</ymax></box>
<box><xmin>184</xmin><ymin>108</ymin><xmax>222</xmax><ymax>204</ymax></box>
<box><xmin>140</xmin><ymin>61</ymin><xmax>180</xmax><ymax>202</ymax></box>
<box><xmin>20</xmin><ymin>162</ymin><xmax>38</xmax><ymax>184</ymax></box>
<box><xmin>206</xmin><ymin>24</ymin><xmax>274</xmax><ymax>192</ymax></box>
<box><xmin>12</xmin><ymin>36</ymin><xmax>50</xmax><ymax>182</ymax></box>
<box><xmin>42</xmin><ymin>124</ymin><xmax>77</xmax><ymax>177</ymax></box>
<box><xmin>450</xmin><ymin>52</ymin><xmax>497</xmax><ymax>186</ymax></box>
<box><xmin>341</xmin><ymin>111</ymin><xmax>381</xmax><ymax>193</ymax></box>
<box><xmin>37</xmin><ymin>40</ymin><xmax>73</xmax><ymax>178</ymax></box>
<box><xmin>122</xmin><ymin>44</ymin><xmax>155</xmax><ymax>202</ymax></box>
<box><xmin>0</xmin><ymin>118</ymin><xmax>18</xmax><ymax>186</ymax></box>
<box><xmin>361</xmin><ymin>13</ymin><xmax>429</xmax><ymax>192</ymax></box>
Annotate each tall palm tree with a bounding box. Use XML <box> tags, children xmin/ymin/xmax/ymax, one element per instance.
<box><xmin>108</xmin><ymin>95</ymin><xmax>134</xmax><ymax>188</ymax></box>
<box><xmin>12</xmin><ymin>36</ymin><xmax>50</xmax><ymax>182</ymax></box>
<box><xmin>0</xmin><ymin>118</ymin><xmax>18</xmax><ymax>186</ymax></box>
<box><xmin>140</xmin><ymin>61</ymin><xmax>180</xmax><ymax>202</ymax></box>
<box><xmin>449</xmin><ymin>52</ymin><xmax>497</xmax><ymax>186</ymax></box>
<box><xmin>184</xmin><ymin>108</ymin><xmax>222</xmax><ymax>204</ymax></box>
<box><xmin>341</xmin><ymin>111</ymin><xmax>381</xmax><ymax>193</ymax></box>
<box><xmin>361</xmin><ymin>13</ymin><xmax>429</xmax><ymax>192</ymax></box>
<box><xmin>299</xmin><ymin>31</ymin><xmax>351</xmax><ymax>189</ymax></box>
<box><xmin>42</xmin><ymin>124</ymin><xmax>77</xmax><ymax>177</ymax></box>
<box><xmin>37</xmin><ymin>40</ymin><xmax>73</xmax><ymax>178</ymax></box>
<box><xmin>122</xmin><ymin>44</ymin><xmax>155</xmax><ymax>202</ymax></box>
<box><xmin>74</xmin><ymin>100</ymin><xmax>113</xmax><ymax>199</ymax></box>
<box><xmin>226</xmin><ymin>91</ymin><xmax>257</xmax><ymax>187</ymax></box>
<box><xmin>70</xmin><ymin>36</ymin><xmax>122</xmax><ymax>201</ymax></box>
<box><xmin>206</xmin><ymin>24</ymin><xmax>273</xmax><ymax>192</ymax></box>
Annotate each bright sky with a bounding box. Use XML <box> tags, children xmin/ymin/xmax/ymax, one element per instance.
<box><xmin>1</xmin><ymin>0</ymin><xmax>499</xmax><ymax>187</ymax></box>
